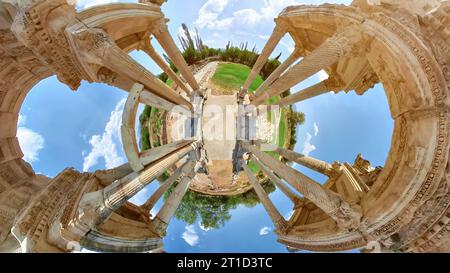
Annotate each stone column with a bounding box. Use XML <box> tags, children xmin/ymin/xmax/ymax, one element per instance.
<box><xmin>103</xmin><ymin>144</ymin><xmax>195</xmax><ymax>212</ymax></box>
<box><xmin>253</xmin><ymin>47</ymin><xmax>302</xmax><ymax>98</ymax></box>
<box><xmin>79</xmin><ymin>142</ymin><xmax>198</xmax><ymax>227</ymax></box>
<box><xmin>151</xmin><ymin>166</ymin><xmax>196</xmax><ymax>236</ymax></box>
<box><xmin>243</xmin><ymin>22</ymin><xmax>288</xmax><ymax>91</ymax></box>
<box><xmin>250</xmin><ymin>155</ymin><xmax>302</xmax><ymax>205</ymax></box>
<box><xmin>151</xmin><ymin>19</ymin><xmax>200</xmax><ymax>92</ymax></box>
<box><xmin>274</xmin><ymin>146</ymin><xmax>339</xmax><ymax>178</ymax></box>
<box><xmin>141</xmin><ymin>160</ymin><xmax>194</xmax><ymax>212</ymax></box>
<box><xmin>243</xmin><ymin>163</ymin><xmax>287</xmax><ymax>233</ymax></box>
<box><xmin>140</xmin><ymin>139</ymin><xmax>196</xmax><ymax>166</ymax></box>
<box><xmin>252</xmin><ymin>27</ymin><xmax>363</xmax><ymax>106</ymax></box>
<box><xmin>243</xmin><ymin>143</ymin><xmax>361</xmax><ymax>230</ymax></box>
<box><xmin>278</xmin><ymin>77</ymin><xmax>343</xmax><ymax>106</ymax></box>
<box><xmin>140</xmin><ymin>38</ymin><xmax>191</xmax><ymax>95</ymax></box>
<box><xmin>73</xmin><ymin>28</ymin><xmax>193</xmax><ymax>109</ymax></box>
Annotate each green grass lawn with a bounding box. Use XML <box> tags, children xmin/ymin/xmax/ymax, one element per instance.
<box><xmin>211</xmin><ymin>63</ymin><xmax>263</xmax><ymax>92</ymax></box>
<box><xmin>277</xmin><ymin>109</ymin><xmax>287</xmax><ymax>148</ymax></box>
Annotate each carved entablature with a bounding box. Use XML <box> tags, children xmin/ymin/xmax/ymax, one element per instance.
<box><xmin>11</xmin><ymin>168</ymin><xmax>88</xmax><ymax>252</ymax></box>
<box><xmin>419</xmin><ymin>4</ymin><xmax>450</xmax><ymax>85</ymax></box>
<box><xmin>9</xmin><ymin>0</ymin><xmax>85</xmax><ymax>90</ymax></box>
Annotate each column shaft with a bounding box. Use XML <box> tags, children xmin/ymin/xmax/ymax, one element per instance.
<box><xmin>141</xmin><ymin>41</ymin><xmax>191</xmax><ymax>94</ymax></box>
<box><xmin>278</xmin><ymin>81</ymin><xmax>328</xmax><ymax>106</ymax></box>
<box><xmin>275</xmin><ymin>147</ymin><xmax>336</xmax><ymax>177</ymax></box>
<box><xmin>103</xmin><ymin>143</ymin><xmax>195</xmax><ymax>211</ymax></box>
<box><xmin>141</xmin><ymin>160</ymin><xmax>193</xmax><ymax>212</ymax></box>
<box><xmin>244</xmin><ymin>143</ymin><xmax>345</xmax><ymax>223</ymax></box>
<box><xmin>243</xmin><ymin>24</ymin><xmax>287</xmax><ymax>90</ymax></box>
<box><xmin>152</xmin><ymin>166</ymin><xmax>196</xmax><ymax>235</ymax></box>
<box><xmin>251</xmin><ymin>155</ymin><xmax>301</xmax><ymax>204</ymax></box>
<box><xmin>140</xmin><ymin>139</ymin><xmax>195</xmax><ymax>166</ymax></box>
<box><xmin>153</xmin><ymin>21</ymin><xmax>200</xmax><ymax>92</ymax></box>
<box><xmin>97</xmin><ymin>67</ymin><xmax>181</xmax><ymax>111</ymax></box>
<box><xmin>103</xmin><ymin>43</ymin><xmax>192</xmax><ymax>109</ymax></box>
<box><xmin>253</xmin><ymin>48</ymin><xmax>301</xmax><ymax>98</ymax></box>
<box><xmin>243</xmin><ymin>163</ymin><xmax>287</xmax><ymax>232</ymax></box>
<box><xmin>252</xmin><ymin>28</ymin><xmax>362</xmax><ymax>106</ymax></box>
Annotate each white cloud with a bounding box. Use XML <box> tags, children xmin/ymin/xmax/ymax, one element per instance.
<box><xmin>17</xmin><ymin>127</ymin><xmax>45</xmax><ymax>163</ymax></box>
<box><xmin>182</xmin><ymin>225</ymin><xmax>199</xmax><ymax>246</ymax></box>
<box><xmin>259</xmin><ymin>226</ymin><xmax>271</xmax><ymax>236</ymax></box>
<box><xmin>82</xmin><ymin>98</ymin><xmax>126</xmax><ymax>172</ymax></box>
<box><xmin>195</xmin><ymin>0</ymin><xmax>234</xmax><ymax>30</ymax></box>
<box><xmin>195</xmin><ymin>0</ymin><xmax>300</xmax><ymax>31</ymax></box>
<box><xmin>314</xmin><ymin>122</ymin><xmax>319</xmax><ymax>137</ymax></box>
<box><xmin>302</xmin><ymin>132</ymin><xmax>316</xmax><ymax>156</ymax></box>
<box><xmin>233</xmin><ymin>9</ymin><xmax>261</xmax><ymax>26</ymax></box>
<box><xmin>17</xmin><ymin>114</ymin><xmax>45</xmax><ymax>163</ymax></box>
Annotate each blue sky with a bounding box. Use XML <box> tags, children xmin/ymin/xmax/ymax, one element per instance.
<box><xmin>18</xmin><ymin>0</ymin><xmax>392</xmax><ymax>253</ymax></box>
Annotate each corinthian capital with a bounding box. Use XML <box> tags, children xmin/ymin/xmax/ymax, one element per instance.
<box><xmin>324</xmin><ymin>75</ymin><xmax>345</xmax><ymax>93</ymax></box>
<box><xmin>149</xmin><ymin>18</ymin><xmax>169</xmax><ymax>37</ymax></box>
<box><xmin>330</xmin><ymin>201</ymin><xmax>362</xmax><ymax>231</ymax></box>
<box><xmin>73</xmin><ymin>28</ymin><xmax>115</xmax><ymax>65</ymax></box>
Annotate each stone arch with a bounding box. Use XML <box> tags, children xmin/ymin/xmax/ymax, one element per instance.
<box><xmin>273</xmin><ymin>2</ymin><xmax>450</xmax><ymax>252</ymax></box>
<box><xmin>0</xmin><ymin>1</ymin><xmax>191</xmax><ymax>252</ymax></box>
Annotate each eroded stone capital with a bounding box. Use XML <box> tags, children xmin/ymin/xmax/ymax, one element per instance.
<box><xmin>72</xmin><ymin>27</ymin><xmax>115</xmax><ymax>65</ymax></box>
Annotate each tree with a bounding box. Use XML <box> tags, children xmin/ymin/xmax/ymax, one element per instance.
<box><xmin>289</xmin><ymin>111</ymin><xmax>305</xmax><ymax>126</ymax></box>
<box><xmin>164</xmin><ymin>179</ymin><xmax>276</xmax><ymax>229</ymax></box>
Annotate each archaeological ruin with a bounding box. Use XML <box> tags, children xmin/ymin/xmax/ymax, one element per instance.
<box><xmin>0</xmin><ymin>0</ymin><xmax>449</xmax><ymax>253</ymax></box>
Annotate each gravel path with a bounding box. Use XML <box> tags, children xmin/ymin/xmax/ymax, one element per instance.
<box><xmin>195</xmin><ymin>61</ymin><xmax>219</xmax><ymax>89</ymax></box>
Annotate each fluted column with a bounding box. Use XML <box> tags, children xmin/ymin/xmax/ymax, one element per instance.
<box><xmin>72</xmin><ymin>28</ymin><xmax>192</xmax><ymax>109</ymax></box>
<box><xmin>243</xmin><ymin>143</ymin><xmax>361</xmax><ymax>230</ymax></box>
<box><xmin>243</xmin><ymin>163</ymin><xmax>287</xmax><ymax>233</ymax></box>
<box><xmin>243</xmin><ymin>22</ymin><xmax>288</xmax><ymax>91</ymax></box>
<box><xmin>274</xmin><ymin>146</ymin><xmax>338</xmax><ymax>178</ymax></box>
<box><xmin>78</xmin><ymin>142</ymin><xmax>198</xmax><ymax>229</ymax></box>
<box><xmin>140</xmin><ymin>139</ymin><xmax>196</xmax><ymax>166</ymax></box>
<box><xmin>250</xmin><ymin>155</ymin><xmax>302</xmax><ymax>205</ymax></box>
<box><xmin>253</xmin><ymin>47</ymin><xmax>302</xmax><ymax>98</ymax></box>
<box><xmin>140</xmin><ymin>38</ymin><xmax>191</xmax><ymax>95</ymax></box>
<box><xmin>252</xmin><ymin>27</ymin><xmax>363</xmax><ymax>106</ymax></box>
<box><xmin>151</xmin><ymin>19</ymin><xmax>200</xmax><ymax>92</ymax></box>
<box><xmin>141</xmin><ymin>160</ymin><xmax>194</xmax><ymax>212</ymax></box>
<box><xmin>103</xmin><ymin>143</ymin><xmax>196</xmax><ymax>212</ymax></box>
<box><xmin>278</xmin><ymin>77</ymin><xmax>343</xmax><ymax>106</ymax></box>
<box><xmin>151</xmin><ymin>165</ymin><xmax>197</xmax><ymax>236</ymax></box>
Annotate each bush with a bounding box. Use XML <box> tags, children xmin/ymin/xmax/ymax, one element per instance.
<box><xmin>176</xmin><ymin>24</ymin><xmax>283</xmax><ymax>80</ymax></box>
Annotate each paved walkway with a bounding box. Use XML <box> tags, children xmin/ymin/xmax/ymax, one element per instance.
<box><xmin>202</xmin><ymin>89</ymin><xmax>237</xmax><ymax>160</ymax></box>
